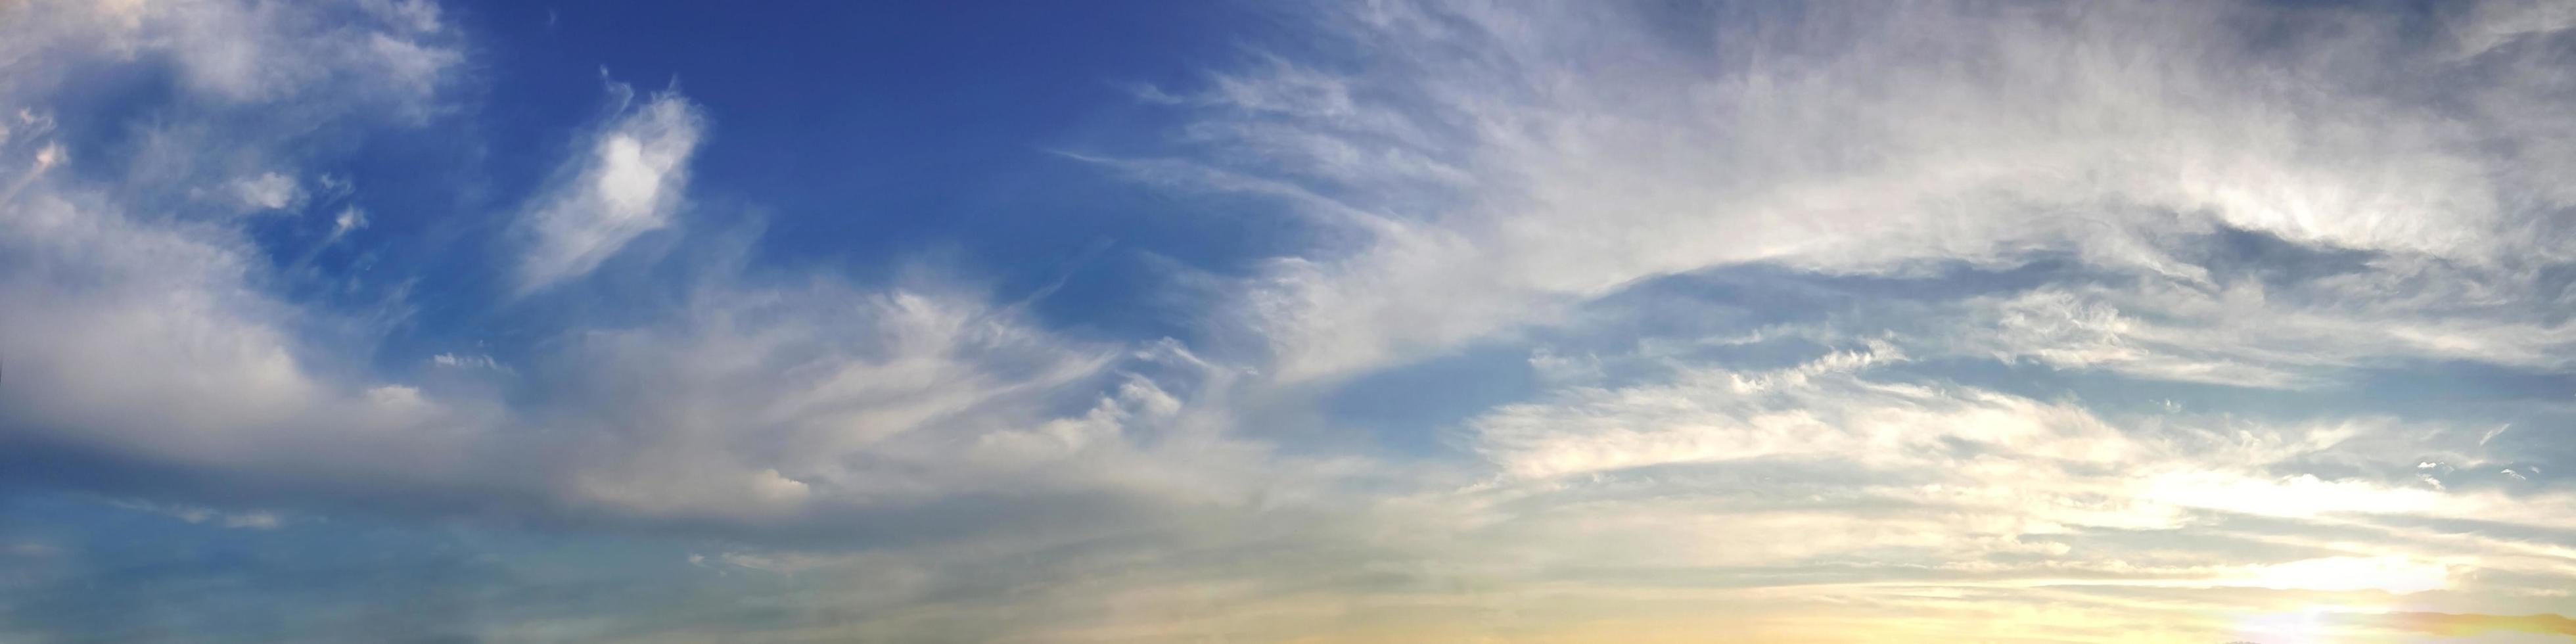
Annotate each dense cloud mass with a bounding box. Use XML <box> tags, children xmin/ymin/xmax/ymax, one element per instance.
<box><xmin>4</xmin><ymin>0</ymin><xmax>2576</xmax><ymax>642</ymax></box>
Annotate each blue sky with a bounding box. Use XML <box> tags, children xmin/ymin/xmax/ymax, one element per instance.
<box><xmin>6</xmin><ymin>1</ymin><xmax>2576</xmax><ymax>642</ymax></box>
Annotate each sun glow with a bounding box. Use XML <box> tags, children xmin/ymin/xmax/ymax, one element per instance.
<box><xmin>2249</xmin><ymin>557</ymin><xmax>2452</xmax><ymax>595</ymax></box>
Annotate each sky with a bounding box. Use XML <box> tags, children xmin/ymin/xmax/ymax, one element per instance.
<box><xmin>3</xmin><ymin>0</ymin><xmax>2576</xmax><ymax>642</ymax></box>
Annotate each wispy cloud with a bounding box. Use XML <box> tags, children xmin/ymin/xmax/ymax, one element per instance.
<box><xmin>513</xmin><ymin>78</ymin><xmax>707</xmax><ymax>293</ymax></box>
<box><xmin>1122</xmin><ymin>1</ymin><xmax>2576</xmax><ymax>385</ymax></box>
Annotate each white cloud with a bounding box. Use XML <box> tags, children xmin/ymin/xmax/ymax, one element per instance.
<box><xmin>108</xmin><ymin>499</ymin><xmax>286</xmax><ymax>530</ymax></box>
<box><xmin>0</xmin><ymin>175</ymin><xmax>494</xmax><ymax>478</ymax></box>
<box><xmin>513</xmin><ymin>80</ymin><xmax>706</xmax><ymax>293</ymax></box>
<box><xmin>1472</xmin><ymin>343</ymin><xmax>2123</xmax><ymax>481</ymax></box>
<box><xmin>1129</xmin><ymin>0</ymin><xmax>2576</xmax><ymax>384</ymax></box>
<box><xmin>0</xmin><ymin>0</ymin><xmax>462</xmax><ymax>115</ymax></box>
<box><xmin>1444</xmin><ymin>336</ymin><xmax>2569</xmax><ymax>606</ymax></box>
<box><xmin>0</xmin><ymin>40</ymin><xmax>1329</xmax><ymax>553</ymax></box>
<box><xmin>0</xmin><ymin>116</ymin><xmax>1283</xmax><ymax>530</ymax></box>
<box><xmin>227</xmin><ymin>171</ymin><xmax>300</xmax><ymax>211</ymax></box>
<box><xmin>428</xmin><ymin>352</ymin><xmax>500</xmax><ymax>371</ymax></box>
<box><xmin>526</xmin><ymin>281</ymin><xmax>1304</xmax><ymax>522</ymax></box>
<box><xmin>328</xmin><ymin>205</ymin><xmax>366</xmax><ymax>237</ymax></box>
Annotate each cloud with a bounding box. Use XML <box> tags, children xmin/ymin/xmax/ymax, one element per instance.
<box><xmin>106</xmin><ymin>498</ymin><xmax>286</xmax><ymax>530</ymax></box>
<box><xmin>0</xmin><ymin>6</ymin><xmax>1297</xmax><ymax>545</ymax></box>
<box><xmin>0</xmin><ymin>110</ymin><xmax>1279</xmax><ymax>539</ymax></box>
<box><xmin>1465</xmin><ymin>336</ymin><xmax>2554</xmax><ymax>531</ymax></box>
<box><xmin>513</xmin><ymin>79</ymin><xmax>707</xmax><ymax>293</ymax></box>
<box><xmin>0</xmin><ymin>166</ymin><xmax>464</xmax><ymax>474</ymax></box>
<box><xmin>534</xmin><ymin>281</ymin><xmax>1151</xmax><ymax>521</ymax></box>
<box><xmin>2366</xmin><ymin>611</ymin><xmax>2576</xmax><ymax>637</ymax></box>
<box><xmin>226</xmin><ymin>171</ymin><xmax>300</xmax><ymax>211</ymax></box>
<box><xmin>1123</xmin><ymin>0</ymin><xmax>2576</xmax><ymax>384</ymax></box>
<box><xmin>427</xmin><ymin>352</ymin><xmax>499</xmax><ymax>371</ymax></box>
<box><xmin>7</xmin><ymin>0</ymin><xmax>2576</xmax><ymax>642</ymax></box>
<box><xmin>0</xmin><ymin>0</ymin><xmax>461</xmax><ymax>116</ymax></box>
<box><xmin>327</xmin><ymin>205</ymin><xmax>365</xmax><ymax>237</ymax></box>
<box><xmin>1422</xmin><ymin>327</ymin><xmax>2576</xmax><ymax>632</ymax></box>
